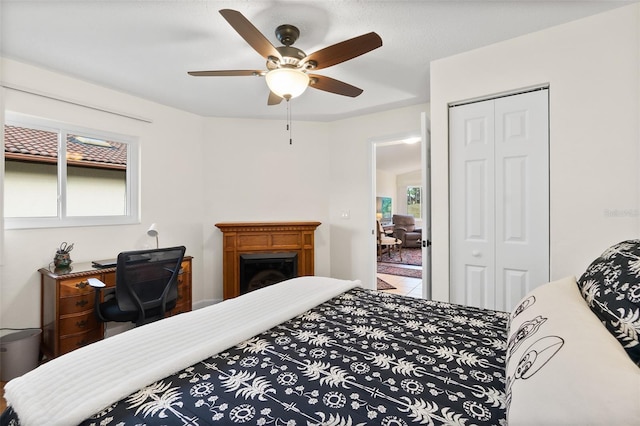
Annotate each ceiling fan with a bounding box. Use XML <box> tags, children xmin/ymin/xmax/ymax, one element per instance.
<box><xmin>188</xmin><ymin>9</ymin><xmax>383</xmax><ymax>105</ymax></box>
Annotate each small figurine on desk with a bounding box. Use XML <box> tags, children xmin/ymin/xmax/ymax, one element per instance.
<box><xmin>54</xmin><ymin>241</ymin><xmax>74</xmax><ymax>268</ymax></box>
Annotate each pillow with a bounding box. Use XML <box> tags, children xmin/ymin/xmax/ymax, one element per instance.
<box><xmin>506</xmin><ymin>276</ymin><xmax>640</xmax><ymax>426</ymax></box>
<box><xmin>577</xmin><ymin>240</ymin><xmax>640</xmax><ymax>365</ymax></box>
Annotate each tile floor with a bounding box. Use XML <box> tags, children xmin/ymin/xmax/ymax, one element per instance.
<box><xmin>377</xmin><ymin>265</ymin><xmax>423</xmax><ymax>298</ymax></box>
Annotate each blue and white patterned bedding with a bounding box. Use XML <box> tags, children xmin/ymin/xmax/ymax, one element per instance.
<box><xmin>2</xmin><ymin>287</ymin><xmax>509</xmax><ymax>425</ymax></box>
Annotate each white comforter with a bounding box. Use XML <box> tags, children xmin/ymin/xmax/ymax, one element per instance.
<box><xmin>5</xmin><ymin>276</ymin><xmax>360</xmax><ymax>426</ymax></box>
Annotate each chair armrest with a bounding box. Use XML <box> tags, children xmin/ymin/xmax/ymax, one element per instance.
<box><xmin>88</xmin><ymin>277</ymin><xmax>109</xmax><ymax>322</ymax></box>
<box><xmin>395</xmin><ymin>226</ymin><xmax>409</xmax><ymax>232</ymax></box>
<box><xmin>87</xmin><ymin>277</ymin><xmax>106</xmax><ymax>288</ymax></box>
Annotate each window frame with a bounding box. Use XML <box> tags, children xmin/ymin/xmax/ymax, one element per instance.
<box><xmin>4</xmin><ymin>112</ymin><xmax>140</xmax><ymax>229</ymax></box>
<box><xmin>406</xmin><ymin>185</ymin><xmax>422</xmax><ymax>219</ymax></box>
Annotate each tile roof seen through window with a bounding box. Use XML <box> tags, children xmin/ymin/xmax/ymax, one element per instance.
<box><xmin>4</xmin><ymin>125</ymin><xmax>127</xmax><ymax>169</ymax></box>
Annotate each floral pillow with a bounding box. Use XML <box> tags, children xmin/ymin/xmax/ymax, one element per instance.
<box><xmin>577</xmin><ymin>240</ymin><xmax>640</xmax><ymax>365</ymax></box>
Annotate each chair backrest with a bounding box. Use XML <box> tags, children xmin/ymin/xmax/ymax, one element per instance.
<box><xmin>376</xmin><ymin>220</ymin><xmax>384</xmax><ymax>240</ymax></box>
<box><xmin>392</xmin><ymin>214</ymin><xmax>416</xmax><ymax>231</ymax></box>
<box><xmin>115</xmin><ymin>246</ymin><xmax>186</xmax><ymax>321</ymax></box>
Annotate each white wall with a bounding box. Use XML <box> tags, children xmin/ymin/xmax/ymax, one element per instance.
<box><xmin>201</xmin><ymin>117</ymin><xmax>332</xmax><ymax>302</ymax></box>
<box><xmin>0</xmin><ymin>58</ymin><xmax>206</xmax><ymax>328</ymax></box>
<box><xmin>430</xmin><ymin>4</ymin><xmax>640</xmax><ymax>301</ymax></box>
<box><xmin>328</xmin><ymin>104</ymin><xmax>429</xmax><ymax>288</ymax></box>
<box><xmin>376</xmin><ymin>169</ymin><xmax>396</xmax><ymax>208</ymax></box>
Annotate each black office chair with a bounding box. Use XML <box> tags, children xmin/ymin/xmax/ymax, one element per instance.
<box><xmin>88</xmin><ymin>246</ymin><xmax>186</xmax><ymax>326</ymax></box>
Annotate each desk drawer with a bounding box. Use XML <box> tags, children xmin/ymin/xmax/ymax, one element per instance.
<box><xmin>176</xmin><ymin>283</ymin><xmax>189</xmax><ymax>303</ymax></box>
<box><xmin>177</xmin><ymin>273</ymin><xmax>189</xmax><ymax>287</ymax></box>
<box><xmin>59</xmin><ymin>293</ymin><xmax>95</xmax><ymax>314</ymax></box>
<box><xmin>59</xmin><ymin>311</ymin><xmax>99</xmax><ymax>335</ymax></box>
<box><xmin>59</xmin><ymin>329</ymin><xmax>101</xmax><ymax>355</ymax></box>
<box><xmin>180</xmin><ymin>260</ymin><xmax>191</xmax><ymax>274</ymax></box>
<box><xmin>59</xmin><ymin>275</ymin><xmax>101</xmax><ymax>297</ymax></box>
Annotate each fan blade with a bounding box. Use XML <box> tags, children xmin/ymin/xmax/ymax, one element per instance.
<box><xmin>308</xmin><ymin>74</ymin><xmax>363</xmax><ymax>97</ymax></box>
<box><xmin>219</xmin><ymin>9</ymin><xmax>282</xmax><ymax>61</ymax></box>
<box><xmin>188</xmin><ymin>70</ymin><xmax>265</xmax><ymax>77</ymax></box>
<box><xmin>302</xmin><ymin>32</ymin><xmax>382</xmax><ymax>70</ymax></box>
<box><xmin>268</xmin><ymin>91</ymin><xmax>283</xmax><ymax>105</ymax></box>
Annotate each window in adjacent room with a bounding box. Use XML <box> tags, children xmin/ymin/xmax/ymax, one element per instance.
<box><xmin>3</xmin><ymin>113</ymin><xmax>139</xmax><ymax>229</ymax></box>
<box><xmin>407</xmin><ymin>186</ymin><xmax>422</xmax><ymax>219</ymax></box>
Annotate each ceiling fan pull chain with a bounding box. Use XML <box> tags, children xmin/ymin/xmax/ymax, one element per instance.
<box><xmin>287</xmin><ymin>99</ymin><xmax>293</xmax><ymax>145</ymax></box>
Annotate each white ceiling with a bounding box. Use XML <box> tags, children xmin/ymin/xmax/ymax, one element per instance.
<box><xmin>376</xmin><ymin>140</ymin><xmax>423</xmax><ymax>175</ymax></box>
<box><xmin>1</xmin><ymin>0</ymin><xmax>635</xmax><ymax>123</ymax></box>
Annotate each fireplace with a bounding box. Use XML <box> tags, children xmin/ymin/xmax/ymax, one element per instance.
<box><xmin>215</xmin><ymin>221</ymin><xmax>321</xmax><ymax>299</ymax></box>
<box><xmin>239</xmin><ymin>252</ymin><xmax>298</xmax><ymax>294</ymax></box>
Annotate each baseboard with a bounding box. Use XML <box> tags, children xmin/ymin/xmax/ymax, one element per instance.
<box><xmin>192</xmin><ymin>299</ymin><xmax>221</xmax><ymax>310</ymax></box>
<box><xmin>104</xmin><ymin>322</ymin><xmax>134</xmax><ymax>338</ymax></box>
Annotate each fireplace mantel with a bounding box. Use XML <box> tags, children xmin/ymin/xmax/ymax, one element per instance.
<box><xmin>215</xmin><ymin>221</ymin><xmax>321</xmax><ymax>299</ymax></box>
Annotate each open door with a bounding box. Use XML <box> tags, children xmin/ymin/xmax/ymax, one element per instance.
<box><xmin>421</xmin><ymin>112</ymin><xmax>432</xmax><ymax>299</ymax></box>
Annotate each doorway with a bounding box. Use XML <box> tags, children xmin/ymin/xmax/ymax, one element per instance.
<box><xmin>371</xmin><ymin>113</ymin><xmax>431</xmax><ymax>298</ymax></box>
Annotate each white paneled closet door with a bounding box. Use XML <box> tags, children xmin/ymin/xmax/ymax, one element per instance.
<box><xmin>449</xmin><ymin>89</ymin><xmax>549</xmax><ymax>311</ymax></box>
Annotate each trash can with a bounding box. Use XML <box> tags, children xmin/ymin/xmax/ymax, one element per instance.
<box><xmin>0</xmin><ymin>329</ymin><xmax>42</xmax><ymax>381</ymax></box>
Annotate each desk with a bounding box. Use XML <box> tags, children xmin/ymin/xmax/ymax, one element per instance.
<box><xmin>39</xmin><ymin>256</ymin><xmax>192</xmax><ymax>359</ymax></box>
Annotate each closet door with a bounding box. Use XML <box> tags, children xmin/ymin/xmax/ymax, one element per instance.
<box><xmin>449</xmin><ymin>89</ymin><xmax>549</xmax><ymax>311</ymax></box>
<box><xmin>449</xmin><ymin>99</ymin><xmax>496</xmax><ymax>309</ymax></box>
<box><xmin>494</xmin><ymin>91</ymin><xmax>549</xmax><ymax>311</ymax></box>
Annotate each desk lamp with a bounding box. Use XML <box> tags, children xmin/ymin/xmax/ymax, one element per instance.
<box><xmin>147</xmin><ymin>223</ymin><xmax>159</xmax><ymax>248</ymax></box>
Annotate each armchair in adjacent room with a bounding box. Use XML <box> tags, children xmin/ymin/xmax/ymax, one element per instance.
<box><xmin>88</xmin><ymin>246</ymin><xmax>186</xmax><ymax>326</ymax></box>
<box><xmin>392</xmin><ymin>214</ymin><xmax>422</xmax><ymax>248</ymax></box>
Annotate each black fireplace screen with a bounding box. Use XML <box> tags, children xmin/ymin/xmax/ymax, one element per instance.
<box><xmin>239</xmin><ymin>252</ymin><xmax>298</xmax><ymax>294</ymax></box>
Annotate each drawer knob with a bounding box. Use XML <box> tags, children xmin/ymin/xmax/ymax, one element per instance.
<box><xmin>75</xmin><ymin>299</ymin><xmax>89</xmax><ymax>307</ymax></box>
<box><xmin>75</xmin><ymin>281</ymin><xmax>89</xmax><ymax>289</ymax></box>
<box><xmin>75</xmin><ymin>320</ymin><xmax>88</xmax><ymax>328</ymax></box>
<box><xmin>76</xmin><ymin>339</ymin><xmax>87</xmax><ymax>347</ymax></box>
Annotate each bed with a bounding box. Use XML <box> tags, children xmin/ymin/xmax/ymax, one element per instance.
<box><xmin>2</xmin><ymin>240</ymin><xmax>640</xmax><ymax>425</ymax></box>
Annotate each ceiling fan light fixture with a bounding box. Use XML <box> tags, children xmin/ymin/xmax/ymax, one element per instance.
<box><xmin>265</xmin><ymin>68</ymin><xmax>310</xmax><ymax>100</ymax></box>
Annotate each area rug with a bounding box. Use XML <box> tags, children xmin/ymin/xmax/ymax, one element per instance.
<box><xmin>376</xmin><ymin>277</ymin><xmax>396</xmax><ymax>290</ymax></box>
<box><xmin>378</xmin><ymin>247</ymin><xmax>421</xmax><ymax>266</ymax></box>
<box><xmin>377</xmin><ymin>264</ymin><xmax>422</xmax><ymax>279</ymax></box>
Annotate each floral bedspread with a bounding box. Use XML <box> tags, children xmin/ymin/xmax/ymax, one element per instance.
<box><xmin>2</xmin><ymin>287</ymin><xmax>509</xmax><ymax>425</ymax></box>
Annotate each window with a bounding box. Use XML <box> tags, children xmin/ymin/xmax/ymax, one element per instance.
<box><xmin>407</xmin><ymin>186</ymin><xmax>422</xmax><ymax>219</ymax></box>
<box><xmin>4</xmin><ymin>113</ymin><xmax>139</xmax><ymax>229</ymax></box>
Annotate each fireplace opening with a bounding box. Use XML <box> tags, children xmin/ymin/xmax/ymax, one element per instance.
<box><xmin>239</xmin><ymin>252</ymin><xmax>298</xmax><ymax>295</ymax></box>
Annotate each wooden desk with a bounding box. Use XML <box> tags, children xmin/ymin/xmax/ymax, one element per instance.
<box><xmin>39</xmin><ymin>256</ymin><xmax>192</xmax><ymax>358</ymax></box>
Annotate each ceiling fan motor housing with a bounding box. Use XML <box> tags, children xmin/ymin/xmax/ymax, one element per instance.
<box><xmin>272</xmin><ymin>46</ymin><xmax>306</xmax><ymax>68</ymax></box>
<box><xmin>275</xmin><ymin>24</ymin><xmax>300</xmax><ymax>46</ymax></box>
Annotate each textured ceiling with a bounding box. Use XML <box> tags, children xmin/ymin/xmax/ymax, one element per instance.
<box><xmin>0</xmin><ymin>1</ymin><xmax>635</xmax><ymax>122</ymax></box>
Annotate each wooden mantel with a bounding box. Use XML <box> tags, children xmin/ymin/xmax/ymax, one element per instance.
<box><xmin>215</xmin><ymin>221</ymin><xmax>321</xmax><ymax>299</ymax></box>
